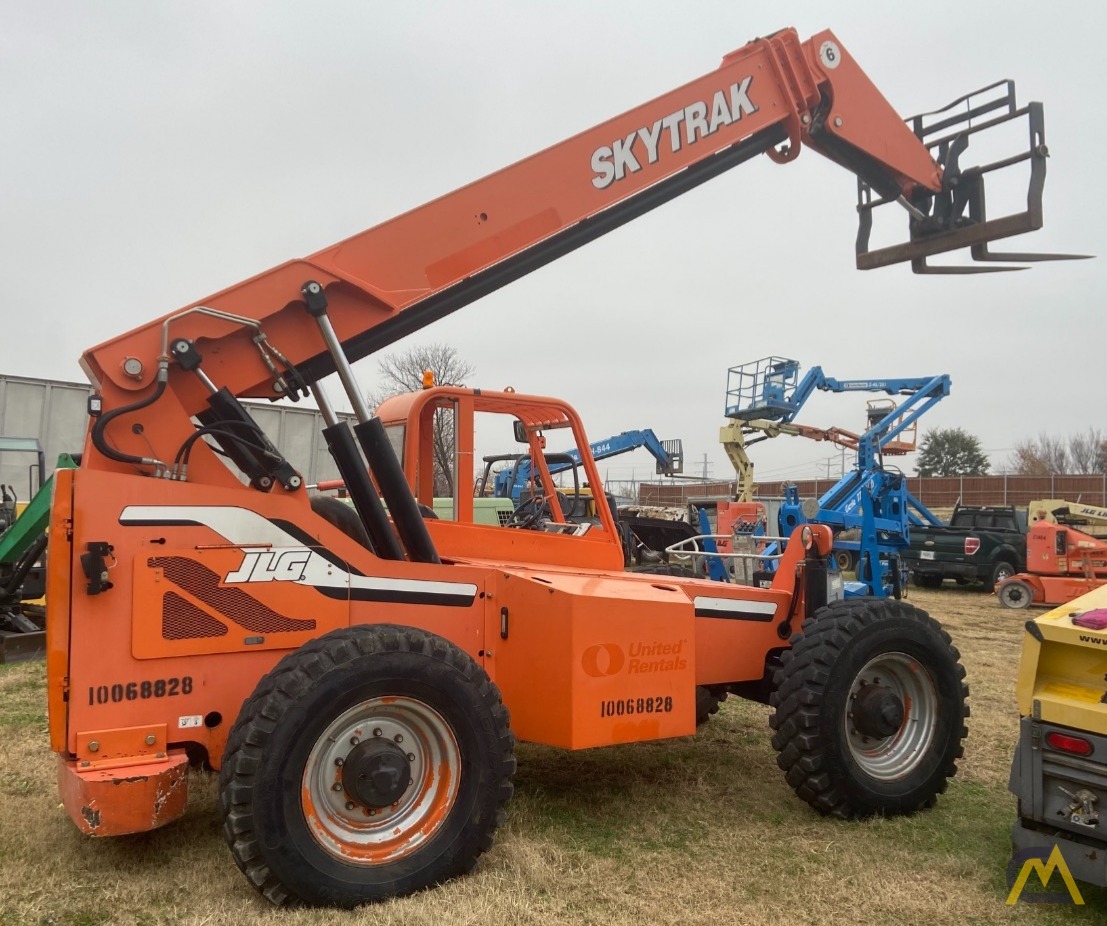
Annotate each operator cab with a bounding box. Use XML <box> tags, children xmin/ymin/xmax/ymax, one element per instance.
<box><xmin>371</xmin><ymin>386</ymin><xmax>625</xmax><ymax>572</ymax></box>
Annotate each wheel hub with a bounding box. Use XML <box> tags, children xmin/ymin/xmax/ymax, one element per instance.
<box><xmin>342</xmin><ymin>740</ymin><xmax>412</xmax><ymax>808</ymax></box>
<box><xmin>844</xmin><ymin>651</ymin><xmax>939</xmax><ymax>782</ymax></box>
<box><xmin>302</xmin><ymin>695</ymin><xmax>462</xmax><ymax>864</ymax></box>
<box><xmin>852</xmin><ymin>684</ymin><xmax>904</xmax><ymax>738</ymax></box>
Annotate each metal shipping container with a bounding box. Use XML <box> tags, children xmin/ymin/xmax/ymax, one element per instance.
<box><xmin>0</xmin><ymin>374</ymin><xmax>358</xmax><ymax>493</ymax></box>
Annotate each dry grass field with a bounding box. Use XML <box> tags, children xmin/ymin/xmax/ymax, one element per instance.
<box><xmin>2</xmin><ymin>587</ymin><xmax>1104</xmax><ymax>925</ymax></box>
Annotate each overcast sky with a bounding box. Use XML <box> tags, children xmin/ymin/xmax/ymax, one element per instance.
<box><xmin>2</xmin><ymin>1</ymin><xmax>1103</xmax><ymax>490</ymax></box>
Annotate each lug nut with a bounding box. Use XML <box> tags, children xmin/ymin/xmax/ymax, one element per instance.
<box><xmin>345</xmin><ymin>801</ymin><xmax>356</xmax><ymax>811</ymax></box>
<box><xmin>350</xmin><ymin>736</ymin><xmax>360</xmax><ymax>746</ymax></box>
<box><xmin>394</xmin><ymin>734</ymin><xmax>403</xmax><ymax>743</ymax></box>
<box><xmin>373</xmin><ymin>728</ymin><xmax>382</xmax><ymax>737</ymax></box>
<box><xmin>407</xmin><ymin>753</ymin><xmax>415</xmax><ymax>762</ymax></box>
<box><xmin>332</xmin><ymin>783</ymin><xmax>343</xmax><ymax>792</ymax></box>
<box><xmin>335</xmin><ymin>757</ymin><xmax>344</xmax><ymax>767</ymax></box>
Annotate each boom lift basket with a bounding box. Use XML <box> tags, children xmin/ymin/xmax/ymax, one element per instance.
<box><xmin>724</xmin><ymin>357</ymin><xmax>801</xmax><ymax>421</ymax></box>
<box><xmin>854</xmin><ymin>81</ymin><xmax>1088</xmax><ymax>273</ymax></box>
<box><xmin>658</xmin><ymin>440</ymin><xmax>684</xmax><ymax>475</ymax></box>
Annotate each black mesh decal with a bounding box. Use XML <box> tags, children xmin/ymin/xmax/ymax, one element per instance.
<box><xmin>162</xmin><ymin>590</ymin><xmax>229</xmax><ymax>639</ymax></box>
<box><xmin>148</xmin><ymin>556</ymin><xmax>316</xmax><ymax>633</ymax></box>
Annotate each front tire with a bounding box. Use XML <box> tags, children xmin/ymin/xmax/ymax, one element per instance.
<box><xmin>219</xmin><ymin>625</ymin><xmax>515</xmax><ymax>907</ymax></box>
<box><xmin>769</xmin><ymin>598</ymin><xmax>968</xmax><ymax>819</ymax></box>
<box><xmin>998</xmin><ymin>578</ymin><xmax>1034</xmax><ymax>610</ymax></box>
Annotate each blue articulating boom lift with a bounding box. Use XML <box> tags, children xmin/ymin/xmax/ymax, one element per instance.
<box><xmin>721</xmin><ymin>357</ymin><xmax>947</xmax><ymax>597</ymax></box>
<box><xmin>490</xmin><ymin>429</ymin><xmax>683</xmax><ymax>505</ymax></box>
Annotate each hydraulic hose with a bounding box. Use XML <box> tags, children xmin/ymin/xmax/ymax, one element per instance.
<box><xmin>3</xmin><ymin>531</ymin><xmax>48</xmax><ymax>596</ymax></box>
<box><xmin>90</xmin><ymin>363</ymin><xmax>169</xmax><ymax>470</ymax></box>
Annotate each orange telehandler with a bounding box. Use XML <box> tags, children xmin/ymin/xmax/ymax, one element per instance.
<box><xmin>46</xmin><ymin>27</ymin><xmax>1077</xmax><ymax>907</ymax></box>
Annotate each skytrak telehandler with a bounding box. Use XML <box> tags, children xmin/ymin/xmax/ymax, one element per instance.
<box><xmin>46</xmin><ymin>27</ymin><xmax>1079</xmax><ymax>907</ymax></box>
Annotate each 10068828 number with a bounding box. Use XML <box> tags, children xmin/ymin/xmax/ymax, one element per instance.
<box><xmin>600</xmin><ymin>695</ymin><xmax>672</xmax><ymax>718</ymax></box>
<box><xmin>88</xmin><ymin>676</ymin><xmax>194</xmax><ymax>705</ymax></box>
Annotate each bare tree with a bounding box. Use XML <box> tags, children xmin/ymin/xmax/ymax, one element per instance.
<box><xmin>1069</xmin><ymin>427</ymin><xmax>1106</xmax><ymax>474</ymax></box>
<box><xmin>1009</xmin><ymin>429</ymin><xmax>1107</xmax><ymax>476</ymax></box>
<box><xmin>1008</xmin><ymin>439</ymin><xmax>1053</xmax><ymax>476</ymax></box>
<box><xmin>368</xmin><ymin>343</ymin><xmax>474</xmax><ymax>496</ymax></box>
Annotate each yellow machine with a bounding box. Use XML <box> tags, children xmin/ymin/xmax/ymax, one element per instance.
<box><xmin>1011</xmin><ymin>585</ymin><xmax>1107</xmax><ymax>886</ymax></box>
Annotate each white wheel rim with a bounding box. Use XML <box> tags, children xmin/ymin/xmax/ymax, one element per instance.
<box><xmin>301</xmin><ymin>695</ymin><xmax>461</xmax><ymax>864</ymax></box>
<box><xmin>845</xmin><ymin>652</ymin><xmax>938</xmax><ymax>781</ymax></box>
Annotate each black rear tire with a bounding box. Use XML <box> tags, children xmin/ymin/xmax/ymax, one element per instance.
<box><xmin>220</xmin><ymin>624</ymin><xmax>515</xmax><ymax>907</ymax></box>
<box><xmin>990</xmin><ymin>560</ymin><xmax>1017</xmax><ymax>587</ymax></box>
<box><xmin>769</xmin><ymin>598</ymin><xmax>967</xmax><ymax>819</ymax></box>
<box><xmin>310</xmin><ymin>495</ymin><xmax>371</xmax><ymax>549</ymax></box>
<box><xmin>912</xmin><ymin>573</ymin><xmax>943</xmax><ymax>589</ymax></box>
<box><xmin>695</xmin><ymin>686</ymin><xmax>728</xmax><ymax>726</ymax></box>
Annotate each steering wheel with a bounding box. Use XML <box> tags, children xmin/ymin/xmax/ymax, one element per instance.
<box><xmin>508</xmin><ymin>492</ymin><xmax>570</xmax><ymax>529</ymax></box>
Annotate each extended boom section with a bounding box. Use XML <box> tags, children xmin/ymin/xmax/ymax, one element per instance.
<box><xmin>77</xmin><ymin>28</ymin><xmax>1074</xmax><ymax>487</ymax></box>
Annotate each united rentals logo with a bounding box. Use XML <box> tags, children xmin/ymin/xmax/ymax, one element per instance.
<box><xmin>1005</xmin><ymin>845</ymin><xmax>1084</xmax><ymax>905</ymax></box>
<box><xmin>627</xmin><ymin>639</ymin><xmax>687</xmax><ymax>674</ymax></box>
<box><xmin>580</xmin><ymin>643</ymin><xmax>626</xmax><ymax>678</ymax></box>
<box><xmin>580</xmin><ymin>640</ymin><xmax>687</xmax><ymax>677</ymax></box>
<box><xmin>590</xmin><ymin>78</ymin><xmax>758</xmax><ymax>189</ymax></box>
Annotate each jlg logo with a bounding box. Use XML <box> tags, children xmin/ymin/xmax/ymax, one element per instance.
<box><xmin>224</xmin><ymin>549</ymin><xmax>311</xmax><ymax>584</ymax></box>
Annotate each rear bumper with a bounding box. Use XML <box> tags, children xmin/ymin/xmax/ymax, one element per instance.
<box><xmin>1009</xmin><ymin>717</ymin><xmax>1107</xmax><ymax>887</ymax></box>
<box><xmin>1011</xmin><ymin>819</ymin><xmax>1107</xmax><ymax>887</ymax></box>
<box><xmin>908</xmin><ymin>561</ymin><xmax>980</xmax><ymax>581</ymax></box>
<box><xmin>56</xmin><ymin>749</ymin><xmax>189</xmax><ymax>836</ymax></box>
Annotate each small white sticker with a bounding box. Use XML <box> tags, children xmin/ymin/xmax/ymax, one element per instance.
<box><xmin>819</xmin><ymin>41</ymin><xmax>842</xmax><ymax>70</ymax></box>
<box><xmin>178</xmin><ymin>715</ymin><xmax>203</xmax><ymax>729</ymax></box>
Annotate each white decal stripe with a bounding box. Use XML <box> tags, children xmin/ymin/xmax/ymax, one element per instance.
<box><xmin>347</xmin><ymin>571</ymin><xmax>477</xmax><ymax>598</ymax></box>
<box><xmin>122</xmin><ymin>505</ymin><xmax>304</xmax><ymax>546</ymax></box>
<box><xmin>692</xmin><ymin>596</ymin><xmax>777</xmax><ymax>616</ymax></box>
<box><xmin>121</xmin><ymin>505</ymin><xmax>478</xmax><ymax>600</ymax></box>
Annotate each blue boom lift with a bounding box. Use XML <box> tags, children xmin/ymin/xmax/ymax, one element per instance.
<box><xmin>490</xmin><ymin>429</ymin><xmax>683</xmax><ymax>505</ymax></box>
<box><xmin>721</xmin><ymin>357</ymin><xmax>947</xmax><ymax>597</ymax></box>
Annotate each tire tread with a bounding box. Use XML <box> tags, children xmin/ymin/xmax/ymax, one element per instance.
<box><xmin>219</xmin><ymin>624</ymin><xmax>515</xmax><ymax>906</ymax></box>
